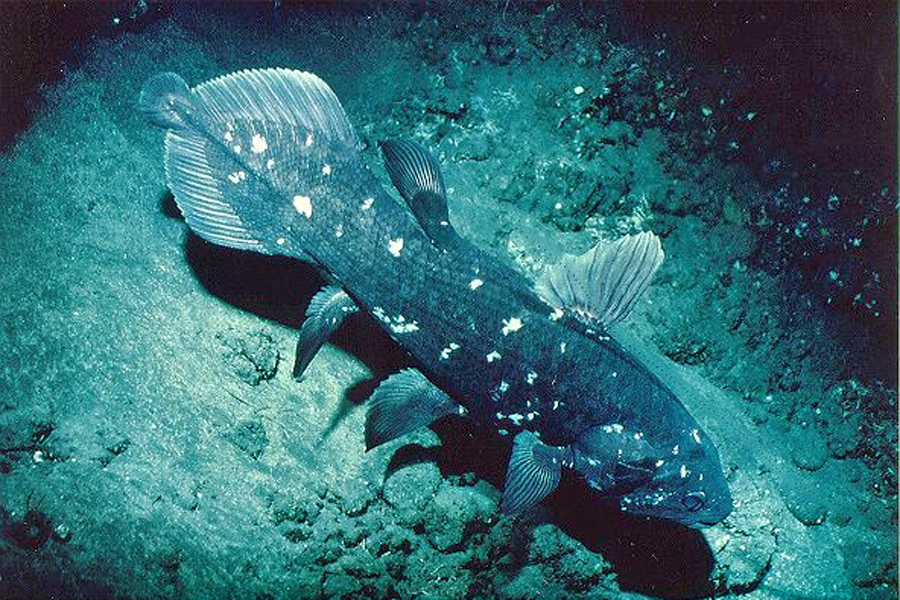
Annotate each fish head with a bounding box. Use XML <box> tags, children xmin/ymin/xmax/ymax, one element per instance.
<box><xmin>615</xmin><ymin>427</ymin><xmax>732</xmax><ymax>527</ymax></box>
<box><xmin>571</xmin><ymin>424</ymin><xmax>732</xmax><ymax>527</ymax></box>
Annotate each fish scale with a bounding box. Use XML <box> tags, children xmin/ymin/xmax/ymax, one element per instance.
<box><xmin>140</xmin><ymin>68</ymin><xmax>732</xmax><ymax>527</ymax></box>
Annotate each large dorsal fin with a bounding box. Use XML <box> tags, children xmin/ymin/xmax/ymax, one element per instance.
<box><xmin>379</xmin><ymin>140</ymin><xmax>459</xmax><ymax>249</ymax></box>
<box><xmin>535</xmin><ymin>231</ymin><xmax>664</xmax><ymax>330</ymax></box>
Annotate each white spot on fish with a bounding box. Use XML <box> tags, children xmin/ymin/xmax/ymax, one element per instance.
<box><xmin>486</xmin><ymin>350</ymin><xmax>501</xmax><ymax>363</ymax></box>
<box><xmin>361</xmin><ymin>197</ymin><xmax>375</xmax><ymax>210</ymax></box>
<box><xmin>611</xmin><ymin>371</ymin><xmax>618</xmax><ymax>378</ymax></box>
<box><xmin>334</xmin><ymin>223</ymin><xmax>343</xmax><ymax>238</ymax></box>
<box><xmin>498</xmin><ymin>429</ymin><xmax>509</xmax><ymax>436</ymax></box>
<box><xmin>232</xmin><ymin>145</ymin><xmax>242</xmax><ymax>154</ymax></box>
<box><xmin>501</xmin><ymin>317</ymin><xmax>524</xmax><ymax>335</ymax></box>
<box><xmin>305</xmin><ymin>132</ymin><xmax>314</xmax><ymax>147</ymax></box>
<box><xmin>552</xmin><ymin>400</ymin><xmax>560</xmax><ymax>410</ymax></box>
<box><xmin>602</xmin><ymin>423</ymin><xmax>625</xmax><ymax>434</ymax></box>
<box><xmin>439</xmin><ymin>342</ymin><xmax>460</xmax><ymax>360</ymax></box>
<box><xmin>633</xmin><ymin>432</ymin><xmax>644</xmax><ymax>440</ymax></box>
<box><xmin>227</xmin><ymin>171</ymin><xmax>246</xmax><ymax>184</ymax></box>
<box><xmin>250</xmin><ymin>134</ymin><xmax>268</xmax><ymax>154</ymax></box>
<box><xmin>690</xmin><ymin>428</ymin><xmax>702</xmax><ymax>444</ymax></box>
<box><xmin>322</xmin><ymin>163</ymin><xmax>332</xmax><ymax>176</ymax></box>
<box><xmin>508</xmin><ymin>413</ymin><xmax>525</xmax><ymax>426</ymax></box>
<box><xmin>372</xmin><ymin>307</ymin><xmax>419</xmax><ymax>334</ymax></box>
<box><xmin>549</xmin><ymin>308</ymin><xmax>564</xmax><ymax>321</ymax></box>
<box><xmin>655</xmin><ymin>459</ymin><xmax>666</xmax><ymax>468</ymax></box>
<box><xmin>293</xmin><ymin>195</ymin><xmax>312</xmax><ymax>218</ymax></box>
<box><xmin>224</xmin><ymin>130</ymin><xmax>234</xmax><ymax>142</ymax></box>
<box><xmin>680</xmin><ymin>464</ymin><xmax>689</xmax><ymax>479</ymax></box>
<box><xmin>672</xmin><ymin>445</ymin><xmax>680</xmax><ymax>455</ymax></box>
<box><xmin>266</xmin><ymin>158</ymin><xmax>275</xmax><ymax>169</ymax></box>
<box><xmin>525</xmin><ymin>371</ymin><xmax>537</xmax><ymax>385</ymax></box>
<box><xmin>276</xmin><ymin>237</ymin><xmax>285</xmax><ymax>246</ymax></box>
<box><xmin>388</xmin><ymin>237</ymin><xmax>404</xmax><ymax>257</ymax></box>
<box><xmin>498</xmin><ymin>380</ymin><xmax>510</xmax><ymax>393</ymax></box>
<box><xmin>469</xmin><ymin>278</ymin><xmax>484</xmax><ymax>290</ymax></box>
<box><xmin>526</xmin><ymin>412</ymin><xmax>538</xmax><ymax>421</ymax></box>
<box><xmin>559</xmin><ymin>342</ymin><xmax>567</xmax><ymax>354</ymax></box>
<box><xmin>392</xmin><ymin>322</ymin><xmax>419</xmax><ymax>334</ymax></box>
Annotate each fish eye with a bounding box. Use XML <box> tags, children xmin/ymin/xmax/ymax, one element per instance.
<box><xmin>682</xmin><ymin>491</ymin><xmax>706</xmax><ymax>512</ymax></box>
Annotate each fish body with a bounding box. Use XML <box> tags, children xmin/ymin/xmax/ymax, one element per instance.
<box><xmin>140</xmin><ymin>69</ymin><xmax>731</xmax><ymax>527</ymax></box>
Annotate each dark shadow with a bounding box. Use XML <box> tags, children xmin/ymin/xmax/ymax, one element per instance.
<box><xmin>0</xmin><ymin>2</ymin><xmax>171</xmax><ymax>151</ymax></box>
<box><xmin>428</xmin><ymin>416</ymin><xmax>717</xmax><ymax>600</ymax></box>
<box><xmin>173</xmin><ymin>210</ymin><xmax>411</xmax><ymax>437</ymax></box>
<box><xmin>180</xmin><ymin>222</ymin><xmax>410</xmax><ymax>376</ymax></box>
<box><xmin>384</xmin><ymin>443</ymin><xmax>442</xmax><ymax>479</ymax></box>
<box><xmin>549</xmin><ymin>478</ymin><xmax>717</xmax><ymax>599</ymax></box>
<box><xmin>185</xmin><ymin>233</ymin><xmax>320</xmax><ymax>329</ymax></box>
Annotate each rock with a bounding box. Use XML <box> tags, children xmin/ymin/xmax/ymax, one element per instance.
<box><xmin>780</xmin><ymin>470</ymin><xmax>829</xmax><ymax>526</ymax></box>
<box><xmin>842</xmin><ymin>533</ymin><xmax>897</xmax><ymax>588</ymax></box>
<box><xmin>217</xmin><ymin>329</ymin><xmax>279</xmax><ymax>386</ymax></box>
<box><xmin>224</xmin><ymin>419</ymin><xmax>267</xmax><ymax>460</ymax></box>
<box><xmin>382</xmin><ymin>460</ymin><xmax>441</xmax><ymax>517</ymax></box>
<box><xmin>788</xmin><ymin>427</ymin><xmax>828</xmax><ymax>471</ymax></box>
<box><xmin>424</xmin><ymin>481</ymin><xmax>496</xmax><ymax>552</ymax></box>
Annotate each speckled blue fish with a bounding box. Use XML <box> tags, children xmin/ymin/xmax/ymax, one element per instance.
<box><xmin>139</xmin><ymin>68</ymin><xmax>732</xmax><ymax>527</ymax></box>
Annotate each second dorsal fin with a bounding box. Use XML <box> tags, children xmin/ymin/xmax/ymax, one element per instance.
<box><xmin>535</xmin><ymin>231</ymin><xmax>664</xmax><ymax>330</ymax></box>
<box><xmin>379</xmin><ymin>140</ymin><xmax>459</xmax><ymax>249</ymax></box>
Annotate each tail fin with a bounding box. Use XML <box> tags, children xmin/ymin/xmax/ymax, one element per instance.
<box><xmin>138</xmin><ymin>72</ymin><xmax>194</xmax><ymax>130</ymax></box>
<box><xmin>139</xmin><ymin>69</ymin><xmax>358</xmax><ymax>257</ymax></box>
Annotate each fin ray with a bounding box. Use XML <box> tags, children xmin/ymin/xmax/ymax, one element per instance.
<box><xmin>293</xmin><ymin>286</ymin><xmax>358</xmax><ymax>380</ymax></box>
<box><xmin>142</xmin><ymin>69</ymin><xmax>359</xmax><ymax>257</ymax></box>
<box><xmin>379</xmin><ymin>140</ymin><xmax>458</xmax><ymax>248</ymax></box>
<box><xmin>163</xmin><ymin>130</ymin><xmax>268</xmax><ymax>252</ymax></box>
<box><xmin>365</xmin><ymin>369</ymin><xmax>463</xmax><ymax>450</ymax></box>
<box><xmin>501</xmin><ymin>431</ymin><xmax>565</xmax><ymax>514</ymax></box>
<box><xmin>535</xmin><ymin>231</ymin><xmax>664</xmax><ymax>329</ymax></box>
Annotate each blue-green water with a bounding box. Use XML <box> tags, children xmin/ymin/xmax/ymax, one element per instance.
<box><xmin>0</xmin><ymin>2</ymin><xmax>895</xmax><ymax>599</ymax></box>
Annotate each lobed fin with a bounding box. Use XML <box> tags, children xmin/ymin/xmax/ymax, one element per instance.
<box><xmin>365</xmin><ymin>369</ymin><xmax>464</xmax><ymax>450</ymax></box>
<box><xmin>379</xmin><ymin>140</ymin><xmax>458</xmax><ymax>249</ymax></box>
<box><xmin>501</xmin><ymin>431</ymin><xmax>566</xmax><ymax>514</ymax></box>
<box><xmin>293</xmin><ymin>285</ymin><xmax>358</xmax><ymax>380</ymax></box>
<box><xmin>571</xmin><ymin>424</ymin><xmax>661</xmax><ymax>493</ymax></box>
<box><xmin>535</xmin><ymin>231</ymin><xmax>664</xmax><ymax>329</ymax></box>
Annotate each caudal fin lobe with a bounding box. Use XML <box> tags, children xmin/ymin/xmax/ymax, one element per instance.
<box><xmin>139</xmin><ymin>72</ymin><xmax>194</xmax><ymax>130</ymax></box>
<box><xmin>139</xmin><ymin>68</ymin><xmax>360</xmax><ymax>258</ymax></box>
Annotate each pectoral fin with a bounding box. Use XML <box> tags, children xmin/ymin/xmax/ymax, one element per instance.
<box><xmin>501</xmin><ymin>431</ymin><xmax>567</xmax><ymax>514</ymax></box>
<box><xmin>535</xmin><ymin>231</ymin><xmax>664</xmax><ymax>329</ymax></box>
<box><xmin>293</xmin><ymin>285</ymin><xmax>358</xmax><ymax>380</ymax></box>
<box><xmin>365</xmin><ymin>369</ymin><xmax>465</xmax><ymax>450</ymax></box>
<box><xmin>571</xmin><ymin>424</ymin><xmax>661</xmax><ymax>493</ymax></box>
